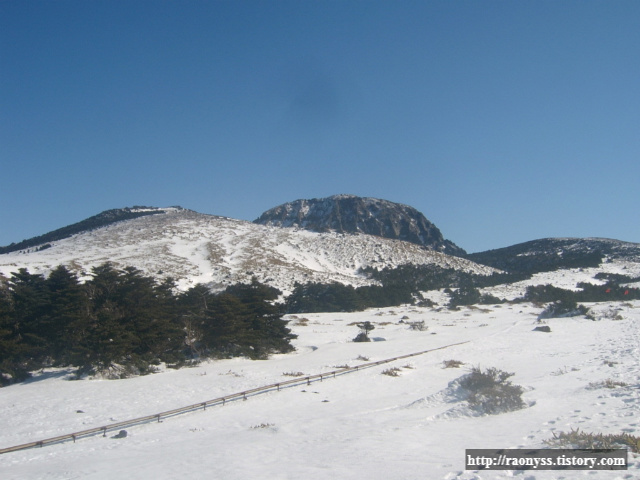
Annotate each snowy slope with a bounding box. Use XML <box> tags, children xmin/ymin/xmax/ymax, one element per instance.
<box><xmin>0</xmin><ymin>297</ymin><xmax>638</xmax><ymax>479</ymax></box>
<box><xmin>0</xmin><ymin>208</ymin><xmax>494</xmax><ymax>293</ymax></box>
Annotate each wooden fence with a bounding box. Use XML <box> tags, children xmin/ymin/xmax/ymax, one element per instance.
<box><xmin>0</xmin><ymin>340</ymin><xmax>469</xmax><ymax>455</ymax></box>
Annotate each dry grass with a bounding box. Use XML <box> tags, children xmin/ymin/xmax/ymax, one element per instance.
<box><xmin>587</xmin><ymin>378</ymin><xmax>629</xmax><ymax>389</ymax></box>
<box><xmin>545</xmin><ymin>428</ymin><xmax>640</xmax><ymax>453</ymax></box>
<box><xmin>250</xmin><ymin>423</ymin><xmax>275</xmax><ymax>429</ymax></box>
<box><xmin>442</xmin><ymin>359</ymin><xmax>465</xmax><ymax>369</ymax></box>
<box><xmin>406</xmin><ymin>320</ymin><xmax>428</xmax><ymax>331</ymax></box>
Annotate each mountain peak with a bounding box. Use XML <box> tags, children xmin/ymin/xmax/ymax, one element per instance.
<box><xmin>254</xmin><ymin>195</ymin><xmax>466</xmax><ymax>256</ymax></box>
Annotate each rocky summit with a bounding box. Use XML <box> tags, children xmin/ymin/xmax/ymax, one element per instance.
<box><xmin>254</xmin><ymin>194</ymin><xmax>466</xmax><ymax>256</ymax></box>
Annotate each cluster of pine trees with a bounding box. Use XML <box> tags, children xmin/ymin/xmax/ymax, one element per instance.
<box><xmin>522</xmin><ymin>281</ymin><xmax>640</xmax><ymax>305</ymax></box>
<box><xmin>0</xmin><ymin>264</ymin><xmax>296</xmax><ymax>385</ymax></box>
<box><xmin>284</xmin><ymin>264</ymin><xmax>640</xmax><ymax>313</ymax></box>
<box><xmin>285</xmin><ymin>282</ymin><xmax>413</xmax><ymax>313</ymax></box>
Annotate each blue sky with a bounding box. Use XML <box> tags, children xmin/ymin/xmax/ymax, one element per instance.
<box><xmin>1</xmin><ymin>1</ymin><xmax>639</xmax><ymax>253</ymax></box>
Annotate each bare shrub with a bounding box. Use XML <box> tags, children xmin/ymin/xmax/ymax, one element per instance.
<box><xmin>442</xmin><ymin>359</ymin><xmax>464</xmax><ymax>369</ymax></box>
<box><xmin>407</xmin><ymin>320</ymin><xmax>428</xmax><ymax>331</ymax></box>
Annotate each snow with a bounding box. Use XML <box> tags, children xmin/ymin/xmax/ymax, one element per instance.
<box><xmin>1</xmin><ymin>299</ymin><xmax>638</xmax><ymax>479</ymax></box>
<box><xmin>0</xmin><ymin>209</ymin><xmax>495</xmax><ymax>294</ymax></box>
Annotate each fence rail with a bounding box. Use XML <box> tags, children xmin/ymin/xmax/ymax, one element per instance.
<box><xmin>0</xmin><ymin>340</ymin><xmax>469</xmax><ymax>455</ymax></box>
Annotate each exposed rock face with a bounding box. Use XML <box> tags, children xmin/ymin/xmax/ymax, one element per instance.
<box><xmin>254</xmin><ymin>194</ymin><xmax>466</xmax><ymax>256</ymax></box>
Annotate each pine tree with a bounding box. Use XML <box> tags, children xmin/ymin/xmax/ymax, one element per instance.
<box><xmin>177</xmin><ymin>284</ymin><xmax>211</xmax><ymax>359</ymax></box>
<box><xmin>224</xmin><ymin>279</ymin><xmax>296</xmax><ymax>358</ymax></box>
<box><xmin>79</xmin><ymin>263</ymin><xmax>137</xmax><ymax>374</ymax></box>
<box><xmin>0</xmin><ymin>279</ymin><xmax>30</xmax><ymax>384</ymax></box>
<box><xmin>7</xmin><ymin>268</ymin><xmax>51</xmax><ymax>366</ymax></box>
<box><xmin>46</xmin><ymin>265</ymin><xmax>87</xmax><ymax>365</ymax></box>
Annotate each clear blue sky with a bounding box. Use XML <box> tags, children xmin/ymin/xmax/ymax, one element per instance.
<box><xmin>2</xmin><ymin>1</ymin><xmax>639</xmax><ymax>253</ymax></box>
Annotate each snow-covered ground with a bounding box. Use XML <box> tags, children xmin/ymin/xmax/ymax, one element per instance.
<box><xmin>0</xmin><ymin>208</ymin><xmax>495</xmax><ymax>294</ymax></box>
<box><xmin>1</xmin><ymin>300</ymin><xmax>638</xmax><ymax>479</ymax></box>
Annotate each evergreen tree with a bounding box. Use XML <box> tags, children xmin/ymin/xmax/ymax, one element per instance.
<box><xmin>45</xmin><ymin>265</ymin><xmax>87</xmax><ymax>365</ymax></box>
<box><xmin>203</xmin><ymin>292</ymin><xmax>254</xmax><ymax>357</ymax></box>
<box><xmin>193</xmin><ymin>280</ymin><xmax>296</xmax><ymax>360</ymax></box>
<box><xmin>177</xmin><ymin>284</ymin><xmax>211</xmax><ymax>359</ymax></box>
<box><xmin>117</xmin><ymin>267</ymin><xmax>182</xmax><ymax>367</ymax></box>
<box><xmin>448</xmin><ymin>279</ymin><xmax>481</xmax><ymax>308</ymax></box>
<box><xmin>0</xmin><ymin>265</ymin><xmax>295</xmax><ymax>381</ymax></box>
<box><xmin>7</xmin><ymin>269</ymin><xmax>51</xmax><ymax>366</ymax></box>
<box><xmin>79</xmin><ymin>263</ymin><xmax>137</xmax><ymax>373</ymax></box>
<box><xmin>224</xmin><ymin>279</ymin><xmax>296</xmax><ymax>358</ymax></box>
<box><xmin>0</xmin><ymin>279</ymin><xmax>30</xmax><ymax>384</ymax></box>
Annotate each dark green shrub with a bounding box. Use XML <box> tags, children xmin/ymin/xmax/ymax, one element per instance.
<box><xmin>538</xmin><ymin>299</ymin><xmax>588</xmax><ymax>319</ymax></box>
<box><xmin>457</xmin><ymin>366</ymin><xmax>525</xmax><ymax>415</ymax></box>
<box><xmin>352</xmin><ymin>321</ymin><xmax>375</xmax><ymax>342</ymax></box>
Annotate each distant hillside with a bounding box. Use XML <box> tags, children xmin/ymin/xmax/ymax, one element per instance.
<box><xmin>0</xmin><ymin>207</ymin><xmax>175</xmax><ymax>254</ymax></box>
<box><xmin>466</xmin><ymin>238</ymin><xmax>640</xmax><ymax>275</ymax></box>
<box><xmin>0</xmin><ymin>208</ymin><xmax>492</xmax><ymax>294</ymax></box>
<box><xmin>254</xmin><ymin>194</ymin><xmax>466</xmax><ymax>256</ymax></box>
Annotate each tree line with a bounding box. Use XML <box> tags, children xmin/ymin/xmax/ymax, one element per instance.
<box><xmin>285</xmin><ymin>264</ymin><xmax>640</xmax><ymax>313</ymax></box>
<box><xmin>0</xmin><ymin>264</ymin><xmax>296</xmax><ymax>385</ymax></box>
<box><xmin>3</xmin><ymin>259</ymin><xmax>638</xmax><ymax>384</ymax></box>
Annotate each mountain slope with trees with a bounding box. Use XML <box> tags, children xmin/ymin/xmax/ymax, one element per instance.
<box><xmin>465</xmin><ymin>237</ymin><xmax>640</xmax><ymax>275</ymax></box>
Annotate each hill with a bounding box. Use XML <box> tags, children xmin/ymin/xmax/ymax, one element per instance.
<box><xmin>0</xmin><ymin>207</ymin><xmax>173</xmax><ymax>255</ymax></box>
<box><xmin>466</xmin><ymin>237</ymin><xmax>640</xmax><ymax>275</ymax></box>
<box><xmin>0</xmin><ymin>207</ymin><xmax>491</xmax><ymax>294</ymax></box>
<box><xmin>254</xmin><ymin>194</ymin><xmax>466</xmax><ymax>256</ymax></box>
